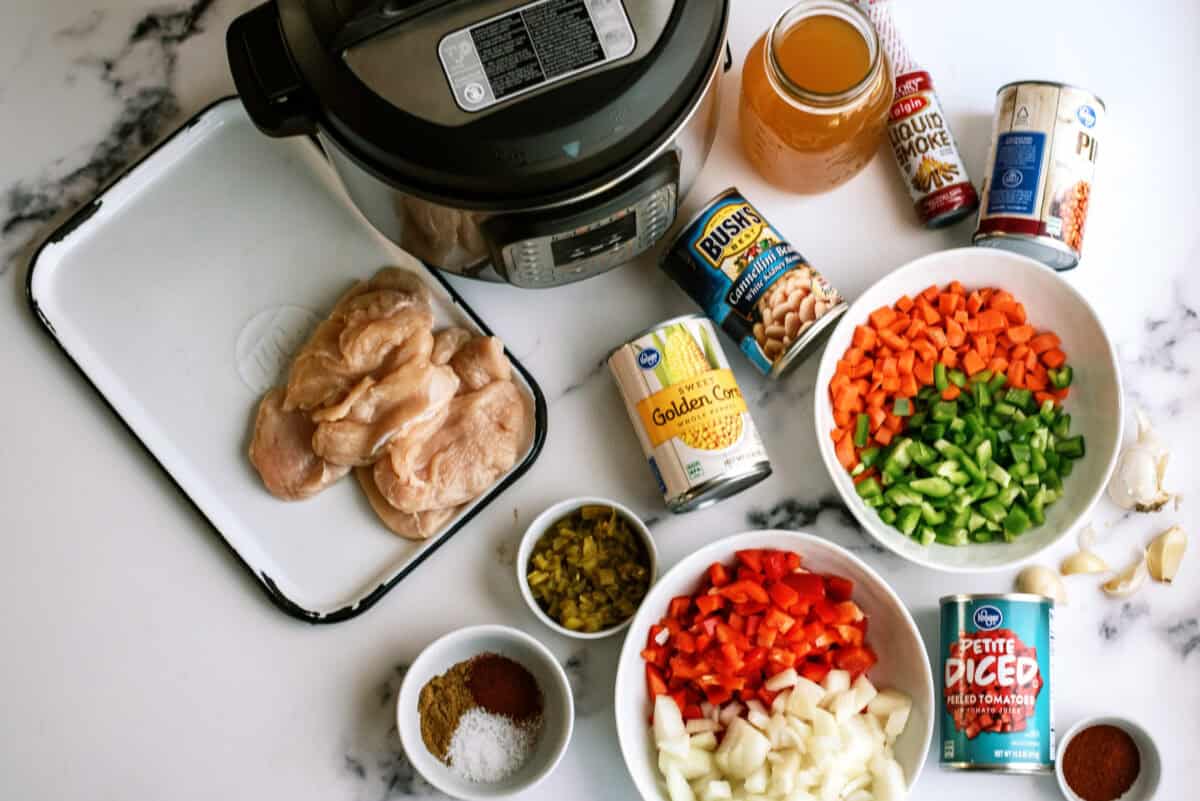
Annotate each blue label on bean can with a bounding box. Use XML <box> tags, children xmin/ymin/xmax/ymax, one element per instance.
<box><xmin>659</xmin><ymin>189</ymin><xmax>845</xmax><ymax>379</ymax></box>
<box><xmin>940</xmin><ymin>594</ymin><xmax>1055</xmax><ymax>772</ymax></box>
<box><xmin>985</xmin><ymin>132</ymin><xmax>1047</xmax><ymax>216</ymax></box>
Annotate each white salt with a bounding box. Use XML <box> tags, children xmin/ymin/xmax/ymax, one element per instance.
<box><xmin>447</xmin><ymin>708</ymin><xmax>541</xmax><ymax>783</ymax></box>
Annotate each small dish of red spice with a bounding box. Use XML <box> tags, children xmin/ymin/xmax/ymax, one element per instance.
<box><xmin>1056</xmin><ymin>716</ymin><xmax>1161</xmax><ymax>801</ymax></box>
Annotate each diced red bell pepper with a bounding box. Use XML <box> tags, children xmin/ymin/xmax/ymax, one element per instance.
<box><xmin>734</xmin><ymin>601</ymin><xmax>769</xmax><ymax>617</ymax></box>
<box><xmin>646</xmin><ymin>624</ymin><xmax>665</xmax><ymax>650</ymax></box>
<box><xmin>762</xmin><ymin>607</ymin><xmax>796</xmax><ymax>633</ymax></box>
<box><xmin>783</xmin><ymin>572</ymin><xmax>826</xmax><ymax>601</ymax></box>
<box><xmin>834</xmin><ymin>624</ymin><xmax>865</xmax><ymax>647</ymax></box>
<box><xmin>833</xmin><ymin>645</ymin><xmax>878</xmax><ymax>677</ymax></box>
<box><xmin>744</xmin><ymin>614</ymin><xmax>762</xmax><ymax>638</ymax></box>
<box><xmin>646</xmin><ymin>664</ymin><xmax>668</xmax><ymax>697</ymax></box>
<box><xmin>673</xmin><ymin>631</ymin><xmax>697</xmax><ymax>653</ymax></box>
<box><xmin>768</xmin><ymin>581</ymin><xmax>800</xmax><ymax>610</ymax></box>
<box><xmin>695</xmin><ymin>593</ymin><xmax>724</xmax><ymax>616</ymax></box>
<box><xmin>762</xmin><ymin>550</ymin><xmax>788</xmax><ymax>581</ymax></box>
<box><xmin>719</xmin><ymin>580</ymin><xmax>771</xmax><ymax>605</ymax></box>
<box><xmin>735</xmin><ymin>549</ymin><xmax>763</xmax><ymax>573</ymax></box>
<box><xmin>735</xmin><ymin>567</ymin><xmax>765</xmax><ymax>585</ymax></box>
<box><xmin>825</xmin><ymin>575</ymin><xmax>855</xmax><ymax>602</ymax></box>
<box><xmin>669</xmin><ymin>690</ymin><xmax>688</xmax><ymax>713</ymax></box>
<box><xmin>682</xmin><ymin>704</ymin><xmax>704</xmax><ymax>721</ymax></box>
<box><xmin>784</xmin><ymin>551</ymin><xmax>802</xmax><ymax>571</ymax></box>
<box><xmin>741</xmin><ymin>647</ymin><xmax>768</xmax><ymax>676</ymax></box>
<box><xmin>768</xmin><ymin>647</ymin><xmax>797</xmax><ymax>670</ymax></box>
<box><xmin>832</xmin><ymin>600</ymin><xmax>865</xmax><ymax>624</ymax></box>
<box><xmin>757</xmin><ymin>687</ymin><xmax>779</xmax><ymax>707</ymax></box>
<box><xmin>799</xmin><ymin>660</ymin><xmax>831</xmax><ymax>683</ymax></box>
<box><xmin>640</xmin><ymin>646</ymin><xmax>668</xmax><ymax>669</ymax></box>
<box><xmin>667</xmin><ymin>595</ymin><xmax>692</xmax><ymax>619</ymax></box>
<box><xmin>704</xmin><ymin>685</ymin><xmax>732</xmax><ymax>706</ymax></box>
<box><xmin>707</xmin><ymin>562</ymin><xmax>730</xmax><ymax>588</ymax></box>
<box><xmin>756</xmin><ymin>627</ymin><xmax>778</xmax><ymax>648</ymax></box>
<box><xmin>813</xmin><ymin>600</ymin><xmax>839</xmax><ymax>624</ymax></box>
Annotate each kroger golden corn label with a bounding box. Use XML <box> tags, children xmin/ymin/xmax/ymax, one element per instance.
<box><xmin>608</xmin><ymin>315</ymin><xmax>771</xmax><ymax>513</ymax></box>
<box><xmin>635</xmin><ymin>369</ymin><xmax>746</xmax><ymax>448</ymax></box>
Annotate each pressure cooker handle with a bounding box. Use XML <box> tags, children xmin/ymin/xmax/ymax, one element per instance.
<box><xmin>227</xmin><ymin>2</ymin><xmax>315</xmax><ymax>138</ymax></box>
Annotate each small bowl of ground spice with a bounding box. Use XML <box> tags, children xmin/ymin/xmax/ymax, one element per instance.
<box><xmin>1056</xmin><ymin>716</ymin><xmax>1161</xmax><ymax>801</ymax></box>
<box><xmin>517</xmin><ymin>497</ymin><xmax>657</xmax><ymax>639</ymax></box>
<box><xmin>397</xmin><ymin>624</ymin><xmax>573</xmax><ymax>799</ymax></box>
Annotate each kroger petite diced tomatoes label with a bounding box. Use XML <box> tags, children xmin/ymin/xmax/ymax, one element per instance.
<box><xmin>939</xmin><ymin>597</ymin><xmax>1055</xmax><ymax>769</ymax></box>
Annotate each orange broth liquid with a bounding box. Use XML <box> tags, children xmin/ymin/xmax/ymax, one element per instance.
<box><xmin>740</xmin><ymin>11</ymin><xmax>893</xmax><ymax>194</ymax></box>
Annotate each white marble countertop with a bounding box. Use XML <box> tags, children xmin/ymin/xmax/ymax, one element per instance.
<box><xmin>1</xmin><ymin>1</ymin><xmax>1196</xmax><ymax>799</ymax></box>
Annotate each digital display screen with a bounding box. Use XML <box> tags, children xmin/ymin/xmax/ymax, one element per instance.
<box><xmin>550</xmin><ymin>213</ymin><xmax>638</xmax><ymax>266</ymax></box>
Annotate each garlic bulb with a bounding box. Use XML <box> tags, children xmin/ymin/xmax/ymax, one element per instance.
<box><xmin>1101</xmin><ymin>551</ymin><xmax>1149</xmax><ymax>598</ymax></box>
<box><xmin>1061</xmin><ymin>550</ymin><xmax>1109</xmax><ymax>575</ymax></box>
<box><xmin>1015</xmin><ymin>565</ymin><xmax>1068</xmax><ymax>604</ymax></box>
<box><xmin>1147</xmin><ymin>525</ymin><xmax>1187</xmax><ymax>583</ymax></box>
<box><xmin>1108</xmin><ymin>409</ymin><xmax>1174</xmax><ymax>512</ymax></box>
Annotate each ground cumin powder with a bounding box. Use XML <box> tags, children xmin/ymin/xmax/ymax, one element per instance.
<box><xmin>418</xmin><ymin>659</ymin><xmax>476</xmax><ymax>760</ymax></box>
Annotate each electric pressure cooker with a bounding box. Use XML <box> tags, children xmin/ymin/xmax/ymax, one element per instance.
<box><xmin>227</xmin><ymin>0</ymin><xmax>730</xmax><ymax>287</ymax></box>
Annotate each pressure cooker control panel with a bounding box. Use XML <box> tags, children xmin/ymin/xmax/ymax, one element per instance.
<box><xmin>484</xmin><ymin>152</ymin><xmax>679</xmax><ymax>288</ymax></box>
<box><xmin>438</xmin><ymin>0</ymin><xmax>636</xmax><ymax>113</ymax></box>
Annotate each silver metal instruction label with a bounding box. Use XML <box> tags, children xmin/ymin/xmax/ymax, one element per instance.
<box><xmin>438</xmin><ymin>0</ymin><xmax>635</xmax><ymax>112</ymax></box>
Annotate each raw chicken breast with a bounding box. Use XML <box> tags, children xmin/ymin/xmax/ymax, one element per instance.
<box><xmin>249</xmin><ymin>388</ymin><xmax>350</xmax><ymax>500</ymax></box>
<box><xmin>355</xmin><ymin>466</ymin><xmax>461</xmax><ymax>540</ymax></box>
<box><xmin>311</xmin><ymin>362</ymin><xmax>460</xmax><ymax>466</ymax></box>
<box><xmin>282</xmin><ymin>269</ymin><xmax>433</xmax><ymax>412</ymax></box>
<box><xmin>374</xmin><ymin>380</ymin><xmax>527</xmax><ymax>513</ymax></box>
<box><xmin>449</xmin><ymin>336</ymin><xmax>511</xmax><ymax>391</ymax></box>
<box><xmin>431</xmin><ymin>327</ymin><xmax>473</xmax><ymax>365</ymax></box>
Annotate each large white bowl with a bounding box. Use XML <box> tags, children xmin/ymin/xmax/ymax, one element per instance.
<box><xmin>396</xmin><ymin>625</ymin><xmax>574</xmax><ymax>800</ymax></box>
<box><xmin>614</xmin><ymin>530</ymin><xmax>934</xmax><ymax>801</ymax></box>
<box><xmin>814</xmin><ymin>248</ymin><xmax>1123</xmax><ymax>572</ymax></box>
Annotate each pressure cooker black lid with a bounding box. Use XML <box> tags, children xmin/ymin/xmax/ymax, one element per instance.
<box><xmin>228</xmin><ymin>0</ymin><xmax>727</xmax><ymax>207</ymax></box>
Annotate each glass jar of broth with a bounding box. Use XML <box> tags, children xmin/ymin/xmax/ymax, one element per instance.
<box><xmin>740</xmin><ymin>0</ymin><xmax>893</xmax><ymax>194</ymax></box>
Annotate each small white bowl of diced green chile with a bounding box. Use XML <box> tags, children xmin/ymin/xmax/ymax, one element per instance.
<box><xmin>517</xmin><ymin>498</ymin><xmax>657</xmax><ymax>639</ymax></box>
<box><xmin>815</xmin><ymin>249</ymin><xmax>1123</xmax><ymax>572</ymax></box>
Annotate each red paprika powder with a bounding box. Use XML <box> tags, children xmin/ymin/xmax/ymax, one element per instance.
<box><xmin>467</xmin><ymin>653</ymin><xmax>543</xmax><ymax>722</ymax></box>
<box><xmin>1061</xmin><ymin>724</ymin><xmax>1140</xmax><ymax>801</ymax></box>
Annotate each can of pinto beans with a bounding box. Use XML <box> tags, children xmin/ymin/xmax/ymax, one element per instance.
<box><xmin>974</xmin><ymin>81</ymin><xmax>1104</xmax><ymax>270</ymax></box>
<box><xmin>939</xmin><ymin>593</ymin><xmax>1055</xmax><ymax>773</ymax></box>
<box><xmin>660</xmin><ymin>188</ymin><xmax>847</xmax><ymax>379</ymax></box>
<box><xmin>608</xmin><ymin>314</ymin><xmax>771</xmax><ymax>513</ymax></box>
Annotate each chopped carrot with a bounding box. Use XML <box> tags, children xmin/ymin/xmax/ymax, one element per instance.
<box><xmin>988</xmin><ymin>356</ymin><xmax>1009</xmax><ymax>375</ymax></box>
<box><xmin>1007</xmin><ymin>359</ymin><xmax>1026</xmax><ymax>388</ymax></box>
<box><xmin>938</xmin><ymin>293</ymin><xmax>959</xmax><ymax>315</ymax></box>
<box><xmin>1029</xmin><ymin>332</ymin><xmax>1061</xmax><ymax>354</ymax></box>
<box><xmin>881</xmin><ymin>375</ymin><xmax>901</xmax><ymax>393</ymax></box>
<box><xmin>918</xmin><ymin>300</ymin><xmax>940</xmax><ymax>325</ymax></box>
<box><xmin>835</xmin><ymin>435</ymin><xmax>857</xmax><ymax>469</ymax></box>
<box><xmin>895</xmin><ymin>294</ymin><xmax>914</xmax><ymax>312</ymax></box>
<box><xmin>831</xmin><ymin>428</ymin><xmax>846</xmax><ymax>443</ymax></box>
<box><xmin>927</xmin><ymin>327</ymin><xmax>949</xmax><ymax>348</ymax></box>
<box><xmin>852</xmin><ymin>468</ymin><xmax>878</xmax><ymax>485</ymax></box>
<box><xmin>879</xmin><ymin>330</ymin><xmax>909</xmax><ymax>351</ymax></box>
<box><xmin>899</xmin><ymin>374</ymin><xmax>919</xmax><ymax>398</ymax></box>
<box><xmin>852</xmin><ymin>325</ymin><xmax>876</xmax><ymax>350</ymax></box>
<box><xmin>948</xmin><ymin>280</ymin><xmax>966</xmax><ymax>296</ymax></box>
<box><xmin>1011</xmin><ymin>344</ymin><xmax>1030</xmax><ymax>362</ymax></box>
<box><xmin>962</xmin><ymin>350</ymin><xmax>986</xmax><ymax>376</ymax></box>
<box><xmin>834</xmin><ymin>409</ymin><xmax>852</xmax><ymax>428</ymax></box>
<box><xmin>966</xmin><ymin>291</ymin><xmax>985</xmax><ymax>314</ymax></box>
<box><xmin>914</xmin><ymin>360</ymin><xmax>935</xmax><ymax>385</ymax></box>
<box><xmin>1034</xmin><ymin>391</ymin><xmax>1057</xmax><ymax>406</ymax></box>
<box><xmin>1007</xmin><ymin>325</ymin><xmax>1035</xmax><ymax>344</ymax></box>
<box><xmin>976</xmin><ymin>309</ymin><xmax>1007</xmax><ymax>332</ymax></box>
<box><xmin>921</xmin><ymin>284</ymin><xmax>940</xmax><ymax>302</ymax></box>
<box><xmin>913</xmin><ymin>339</ymin><xmax>938</xmax><ymax>362</ymax></box>
<box><xmin>945</xmin><ymin>318</ymin><xmax>966</xmax><ymax>348</ymax></box>
<box><xmin>897</xmin><ymin>350</ymin><xmax>915</xmax><ymax>375</ymax></box>
<box><xmin>875</xmin><ymin>426</ymin><xmax>894</xmax><ymax>446</ymax></box>
<box><xmin>850</xmin><ymin>360</ymin><xmax>873</xmax><ymax>379</ymax></box>
<box><xmin>1026</xmin><ymin>370</ymin><xmax>1047</xmax><ymax>392</ymax></box>
<box><xmin>868</xmin><ymin>407</ymin><xmax>887</xmax><ymax>431</ymax></box>
<box><xmin>866</xmin><ymin>390</ymin><xmax>887</xmax><ymax>408</ymax></box>
<box><xmin>887</xmin><ymin>315</ymin><xmax>911</xmax><ymax>334</ymax></box>
<box><xmin>1042</xmin><ymin>348</ymin><xmax>1067</xmax><ymax>368</ymax></box>
<box><xmin>869</xmin><ymin>306</ymin><xmax>897</xmax><ymax>330</ymax></box>
<box><xmin>881</xmin><ymin>357</ymin><xmax>899</xmax><ymax>378</ymax></box>
<box><xmin>941</xmin><ymin>385</ymin><xmax>961</xmax><ymax>401</ymax></box>
<box><xmin>940</xmin><ymin>347</ymin><xmax>959</xmax><ymax>368</ymax></box>
<box><xmin>1006</xmin><ymin>303</ymin><xmax>1027</xmax><ymax>325</ymax></box>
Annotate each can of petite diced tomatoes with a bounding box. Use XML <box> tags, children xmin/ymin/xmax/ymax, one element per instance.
<box><xmin>660</xmin><ymin>188</ymin><xmax>847</xmax><ymax>380</ymax></box>
<box><xmin>608</xmin><ymin>314</ymin><xmax>772</xmax><ymax>513</ymax></box>
<box><xmin>939</xmin><ymin>593</ymin><xmax>1055</xmax><ymax>773</ymax></box>
<box><xmin>974</xmin><ymin>81</ymin><xmax>1104</xmax><ymax>270</ymax></box>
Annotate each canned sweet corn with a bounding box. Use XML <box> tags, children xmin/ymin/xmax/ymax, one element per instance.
<box><xmin>608</xmin><ymin>315</ymin><xmax>771</xmax><ymax>513</ymax></box>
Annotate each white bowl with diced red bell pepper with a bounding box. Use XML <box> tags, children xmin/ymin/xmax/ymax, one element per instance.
<box><xmin>614</xmin><ymin>531</ymin><xmax>934</xmax><ymax>801</ymax></box>
<box><xmin>814</xmin><ymin>248</ymin><xmax>1123</xmax><ymax>572</ymax></box>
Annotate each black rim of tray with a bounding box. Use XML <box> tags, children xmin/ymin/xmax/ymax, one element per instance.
<box><xmin>24</xmin><ymin>95</ymin><xmax>549</xmax><ymax>625</ymax></box>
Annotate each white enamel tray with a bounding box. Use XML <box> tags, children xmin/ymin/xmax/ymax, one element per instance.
<box><xmin>26</xmin><ymin>98</ymin><xmax>546</xmax><ymax>623</ymax></box>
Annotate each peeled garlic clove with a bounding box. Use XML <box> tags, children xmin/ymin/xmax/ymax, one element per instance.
<box><xmin>1147</xmin><ymin>525</ymin><xmax>1187</xmax><ymax>583</ymax></box>
<box><xmin>1061</xmin><ymin>549</ymin><xmax>1110</xmax><ymax>575</ymax></box>
<box><xmin>1015</xmin><ymin>565</ymin><xmax>1068</xmax><ymax>604</ymax></box>
<box><xmin>1101</xmin><ymin>551</ymin><xmax>1149</xmax><ymax>598</ymax></box>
